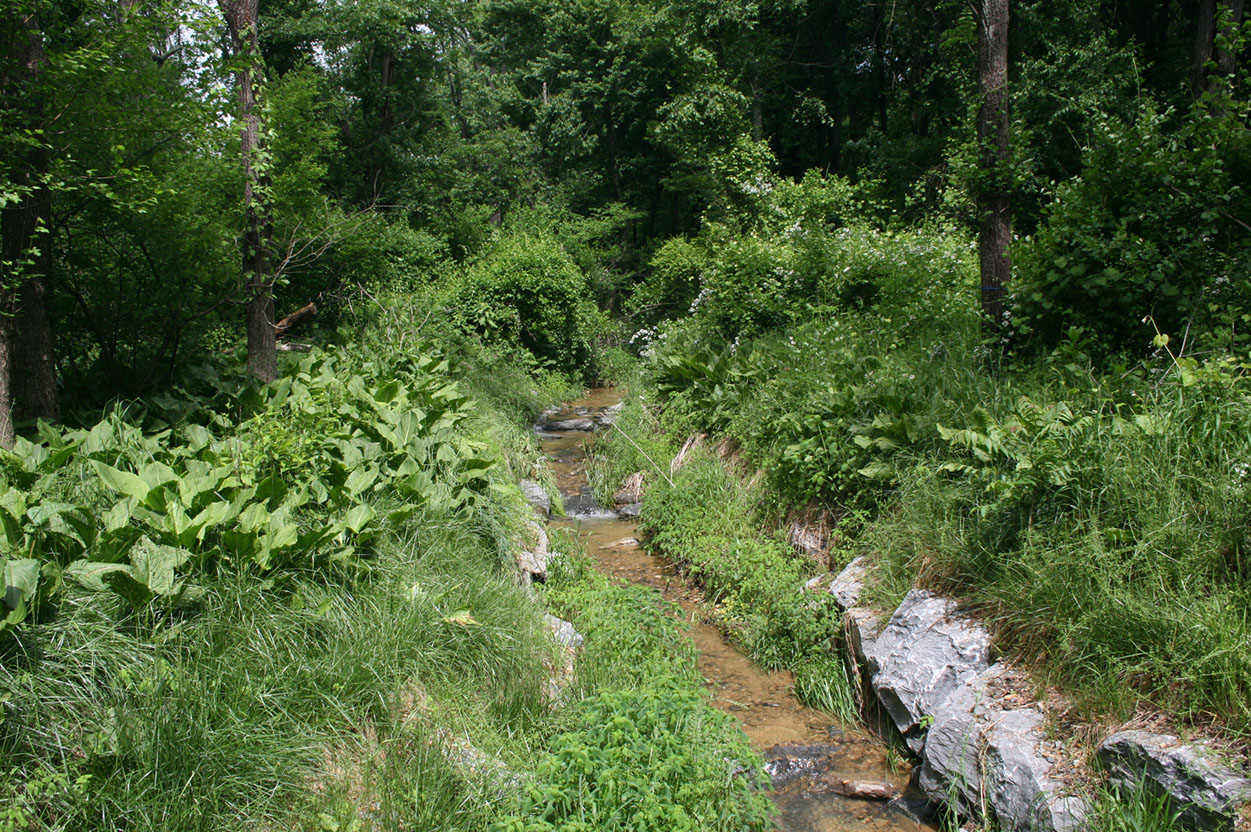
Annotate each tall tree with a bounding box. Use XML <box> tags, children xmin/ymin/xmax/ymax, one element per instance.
<box><xmin>219</xmin><ymin>0</ymin><xmax>277</xmax><ymax>383</ymax></box>
<box><xmin>0</xmin><ymin>1</ymin><xmax>58</xmax><ymax>448</ymax></box>
<box><xmin>976</xmin><ymin>0</ymin><xmax>1010</xmax><ymax>334</ymax></box>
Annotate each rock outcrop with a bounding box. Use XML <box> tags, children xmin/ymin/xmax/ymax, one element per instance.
<box><xmin>1099</xmin><ymin>731</ymin><xmax>1251</xmax><ymax>831</ymax></box>
<box><xmin>860</xmin><ymin>589</ymin><xmax>993</xmax><ymax>754</ymax></box>
<box><xmin>918</xmin><ymin>664</ymin><xmax>1087</xmax><ymax>831</ymax></box>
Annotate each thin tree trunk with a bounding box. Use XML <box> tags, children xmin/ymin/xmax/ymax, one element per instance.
<box><xmin>0</xmin><ymin>314</ymin><xmax>12</xmax><ymax>449</ymax></box>
<box><xmin>1192</xmin><ymin>0</ymin><xmax>1218</xmax><ymax>96</ymax></box>
<box><xmin>218</xmin><ymin>0</ymin><xmax>276</xmax><ymax>383</ymax></box>
<box><xmin>977</xmin><ymin>0</ymin><xmax>1010</xmax><ymax>334</ymax></box>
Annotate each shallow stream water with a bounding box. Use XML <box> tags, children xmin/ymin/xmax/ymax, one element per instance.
<box><xmin>537</xmin><ymin>389</ymin><xmax>939</xmax><ymax>832</ymax></box>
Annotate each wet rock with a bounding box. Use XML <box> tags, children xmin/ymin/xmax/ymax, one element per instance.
<box><xmin>519</xmin><ymin>479</ymin><xmax>550</xmax><ymax>514</ymax></box>
<box><xmin>605</xmin><ymin>537</ymin><xmax>640</xmax><ymax>548</ymax></box>
<box><xmin>814</xmin><ymin>774</ymin><xmax>899</xmax><ymax>800</ymax></box>
<box><xmin>887</xmin><ymin>794</ymin><xmax>940</xmax><ymax>824</ymax></box>
<box><xmin>1099</xmin><ymin>730</ymin><xmax>1251</xmax><ymax>831</ymax></box>
<box><xmin>617</xmin><ymin>502</ymin><xmax>643</xmax><ymax>518</ymax></box>
<box><xmin>763</xmin><ymin>743</ymin><xmax>841</xmax><ymax>788</ymax></box>
<box><xmin>543</xmin><ymin>417</ymin><xmax>596</xmax><ymax>431</ymax></box>
<box><xmin>829</xmin><ymin>556</ymin><xmax>869</xmax><ymax>611</ymax></box>
<box><xmin>919</xmin><ymin>664</ymin><xmax>1087</xmax><ymax>832</ymax></box>
<box><xmin>861</xmin><ymin>589</ymin><xmax>992</xmax><ymax>754</ymax></box>
<box><xmin>597</xmin><ymin>402</ymin><xmax>623</xmax><ymax>427</ymax></box>
<box><xmin>613</xmin><ymin>472</ymin><xmax>645</xmax><ymax>504</ymax></box>
<box><xmin>516</xmin><ymin>519</ymin><xmax>549</xmax><ymax>582</ymax></box>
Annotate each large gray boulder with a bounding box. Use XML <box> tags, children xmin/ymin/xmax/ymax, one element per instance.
<box><xmin>861</xmin><ymin>589</ymin><xmax>993</xmax><ymax>754</ymax></box>
<box><xmin>919</xmin><ymin>664</ymin><xmax>1087</xmax><ymax>832</ymax></box>
<box><xmin>1100</xmin><ymin>731</ymin><xmax>1251</xmax><ymax>831</ymax></box>
<box><xmin>519</xmin><ymin>479</ymin><xmax>550</xmax><ymax>514</ymax></box>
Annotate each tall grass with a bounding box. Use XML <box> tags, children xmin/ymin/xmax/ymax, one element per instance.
<box><xmin>0</xmin><ymin>513</ymin><xmax>555</xmax><ymax>831</ymax></box>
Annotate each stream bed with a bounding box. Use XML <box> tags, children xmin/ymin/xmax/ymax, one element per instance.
<box><xmin>536</xmin><ymin>389</ymin><xmax>939</xmax><ymax>832</ymax></box>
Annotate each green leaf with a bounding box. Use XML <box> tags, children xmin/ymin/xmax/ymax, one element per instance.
<box><xmin>344</xmin><ymin>503</ymin><xmax>374</xmax><ymax>534</ymax></box>
<box><xmin>91</xmin><ymin>461</ymin><xmax>151</xmax><ymax>503</ymax></box>
<box><xmin>4</xmin><ymin>558</ymin><xmax>40</xmax><ymax>612</ymax></box>
<box><xmin>442</xmin><ymin>609</ymin><xmax>480</xmax><ymax>627</ymax></box>
<box><xmin>345</xmin><ymin>466</ymin><xmax>380</xmax><ymax>497</ymax></box>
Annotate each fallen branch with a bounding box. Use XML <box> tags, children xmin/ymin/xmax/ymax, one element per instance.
<box><xmin>274</xmin><ymin>302</ymin><xmax>317</xmax><ymax>338</ymax></box>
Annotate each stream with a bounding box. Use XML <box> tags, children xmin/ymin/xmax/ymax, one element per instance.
<box><xmin>536</xmin><ymin>389</ymin><xmax>939</xmax><ymax>832</ymax></box>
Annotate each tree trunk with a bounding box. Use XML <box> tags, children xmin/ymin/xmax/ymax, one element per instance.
<box><xmin>0</xmin><ymin>319</ymin><xmax>12</xmax><ymax>449</ymax></box>
<box><xmin>1192</xmin><ymin>0</ymin><xmax>1218</xmax><ymax>96</ymax></box>
<box><xmin>217</xmin><ymin>0</ymin><xmax>276</xmax><ymax>383</ymax></box>
<box><xmin>1215</xmin><ymin>0</ymin><xmax>1245</xmax><ymax>80</ymax></box>
<box><xmin>1</xmin><ymin>4</ymin><xmax>58</xmax><ymax>440</ymax></box>
<box><xmin>977</xmin><ymin>0</ymin><xmax>1010</xmax><ymax>334</ymax></box>
<box><xmin>14</xmin><ymin>273</ymin><xmax>58</xmax><ymax>422</ymax></box>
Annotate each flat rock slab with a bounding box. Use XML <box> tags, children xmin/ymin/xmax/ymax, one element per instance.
<box><xmin>919</xmin><ymin>664</ymin><xmax>1087</xmax><ymax>832</ymax></box>
<box><xmin>541</xmin><ymin>418</ymin><xmax>596</xmax><ymax>431</ymax></box>
<box><xmin>519</xmin><ymin>479</ymin><xmax>550</xmax><ymax>514</ymax></box>
<box><xmin>861</xmin><ymin>589</ymin><xmax>992</xmax><ymax>754</ymax></box>
<box><xmin>1100</xmin><ymin>730</ymin><xmax>1251</xmax><ymax>831</ymax></box>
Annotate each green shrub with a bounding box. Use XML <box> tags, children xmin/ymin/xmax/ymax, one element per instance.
<box><xmin>450</xmin><ymin>234</ymin><xmax>605</xmax><ymax>376</ymax></box>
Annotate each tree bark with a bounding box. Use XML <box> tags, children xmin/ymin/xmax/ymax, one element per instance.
<box><xmin>1</xmin><ymin>4</ymin><xmax>58</xmax><ymax>442</ymax></box>
<box><xmin>1215</xmin><ymin>0</ymin><xmax>1245</xmax><ymax>80</ymax></box>
<box><xmin>1192</xmin><ymin>0</ymin><xmax>1218</xmax><ymax>96</ymax></box>
<box><xmin>14</xmin><ymin>272</ymin><xmax>58</xmax><ymax>422</ymax></box>
<box><xmin>218</xmin><ymin>0</ymin><xmax>276</xmax><ymax>383</ymax></box>
<box><xmin>977</xmin><ymin>0</ymin><xmax>1010</xmax><ymax>334</ymax></box>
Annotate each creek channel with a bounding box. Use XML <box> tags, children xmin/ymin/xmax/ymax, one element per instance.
<box><xmin>536</xmin><ymin>389</ymin><xmax>939</xmax><ymax>832</ymax></box>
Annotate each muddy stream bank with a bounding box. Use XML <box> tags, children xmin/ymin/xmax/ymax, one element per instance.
<box><xmin>537</xmin><ymin>389</ymin><xmax>938</xmax><ymax>832</ymax></box>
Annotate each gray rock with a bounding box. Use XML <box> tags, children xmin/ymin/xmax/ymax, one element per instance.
<box><xmin>919</xmin><ymin>664</ymin><xmax>1087</xmax><ymax>832</ymax></box>
<box><xmin>543</xmin><ymin>613</ymin><xmax>585</xmax><ymax>651</ymax></box>
<box><xmin>519</xmin><ymin>479</ymin><xmax>550</xmax><ymax>514</ymax></box>
<box><xmin>1100</xmin><ymin>730</ymin><xmax>1251</xmax><ymax>831</ymax></box>
<box><xmin>789</xmin><ymin>521</ymin><xmax>826</xmax><ymax>562</ymax></box>
<box><xmin>516</xmin><ymin>519</ymin><xmax>549</xmax><ymax>582</ymax></box>
<box><xmin>597</xmin><ymin>403</ymin><xmax>623</xmax><ymax>427</ymax></box>
<box><xmin>829</xmin><ymin>556</ymin><xmax>869</xmax><ymax>611</ymax></box>
<box><xmin>804</xmin><ymin>573</ymin><xmax>834</xmax><ymax>593</ymax></box>
<box><xmin>543</xmin><ymin>418</ymin><xmax>596</xmax><ymax>432</ymax></box>
<box><xmin>861</xmin><ymin>589</ymin><xmax>992</xmax><ymax>754</ymax></box>
<box><xmin>542</xmin><ymin>614</ymin><xmax>584</xmax><ymax>706</ymax></box>
<box><xmin>438</xmin><ymin>729</ymin><xmax>523</xmax><ymax>792</ymax></box>
<box><xmin>616</xmin><ymin>502</ymin><xmax>643</xmax><ymax>518</ymax></box>
<box><xmin>845</xmin><ymin>607</ymin><xmax>884</xmax><ymax>666</ymax></box>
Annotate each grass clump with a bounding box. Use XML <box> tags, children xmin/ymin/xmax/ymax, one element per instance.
<box><xmin>502</xmin><ymin>554</ymin><xmax>776</xmax><ymax>832</ymax></box>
